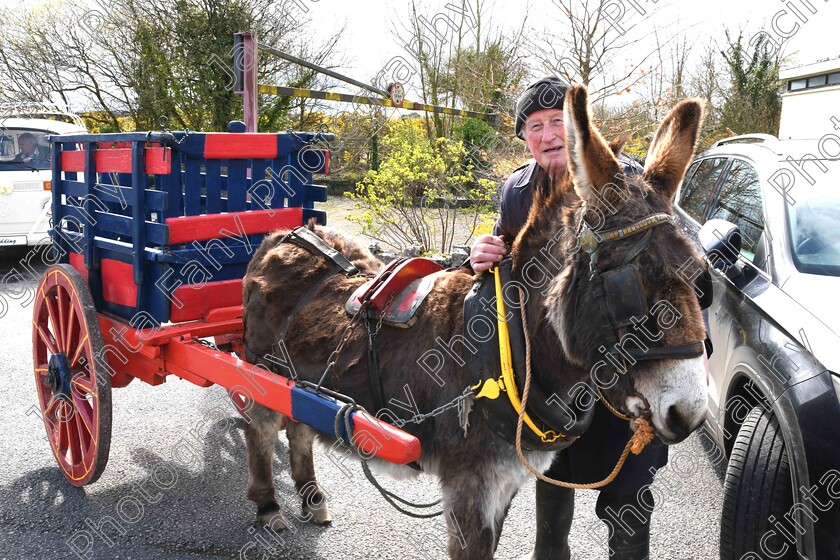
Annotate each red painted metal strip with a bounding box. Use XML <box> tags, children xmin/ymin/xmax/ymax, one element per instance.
<box><xmin>68</xmin><ymin>252</ymin><xmax>89</xmax><ymax>283</ymax></box>
<box><xmin>145</xmin><ymin>147</ymin><xmax>172</xmax><ymax>174</ymax></box>
<box><xmin>61</xmin><ymin>151</ymin><xmax>86</xmax><ymax>173</ymax></box>
<box><xmin>161</xmin><ymin>339</ymin><xmax>420</xmax><ymax>464</ymax></box>
<box><xmin>170</xmin><ymin>280</ymin><xmax>244</xmax><ymax>323</ymax></box>
<box><xmin>167</xmin><ymin>361</ymin><xmax>215</xmax><ymax>387</ymax></box>
<box><xmin>205</xmin><ymin>305</ymin><xmax>243</xmax><ymax>322</ymax></box>
<box><xmin>204</xmin><ymin>133</ymin><xmax>278</xmax><ymax>159</ymax></box>
<box><xmin>101</xmin><ymin>259</ymin><xmax>136</xmax><ymax>308</ymax></box>
<box><xmin>95</xmin><ymin>149</ymin><xmax>133</xmax><ymax>173</ymax></box>
<box><xmin>60</xmin><ymin>147</ymin><xmax>171</xmax><ymax>174</ymax></box>
<box><xmin>98</xmin><ymin>315</ymin><xmax>164</xmax><ymax>387</ymax></box>
<box><xmin>323</xmin><ymin>150</ymin><xmax>330</xmax><ymax>174</ymax></box>
<box><xmin>110</xmin><ymin>316</ymin><xmax>243</xmax><ymax>347</ymax></box>
<box><xmin>165</xmin><ymin>207</ymin><xmax>303</xmax><ymax>244</ymax></box>
<box><xmin>161</xmin><ymin>339</ymin><xmax>293</xmax><ymax>419</ymax></box>
<box><xmin>352</xmin><ymin>410</ymin><xmax>422</xmax><ymax>465</ymax></box>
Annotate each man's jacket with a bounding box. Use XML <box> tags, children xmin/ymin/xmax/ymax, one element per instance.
<box><xmin>492</xmin><ymin>155</ymin><xmax>644</xmax><ymax>241</ymax></box>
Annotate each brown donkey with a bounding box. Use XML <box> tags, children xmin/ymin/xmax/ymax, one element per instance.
<box><xmin>241</xmin><ymin>85</ymin><xmax>710</xmax><ymax>559</ymax></box>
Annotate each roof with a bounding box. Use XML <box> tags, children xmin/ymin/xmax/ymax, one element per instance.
<box><xmin>702</xmin><ymin>135</ymin><xmax>840</xmax><ymax>163</ymax></box>
<box><xmin>780</xmin><ymin>57</ymin><xmax>840</xmax><ymax>80</ymax></box>
<box><xmin>0</xmin><ymin>117</ymin><xmax>86</xmax><ymax>135</ymax></box>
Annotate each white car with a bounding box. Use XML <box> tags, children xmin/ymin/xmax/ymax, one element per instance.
<box><xmin>0</xmin><ymin>107</ymin><xmax>87</xmax><ymax>246</ymax></box>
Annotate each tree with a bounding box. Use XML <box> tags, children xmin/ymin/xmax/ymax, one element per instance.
<box><xmin>719</xmin><ymin>30</ymin><xmax>783</xmax><ymax>136</ymax></box>
<box><xmin>389</xmin><ymin>0</ymin><xmax>526</xmax><ymax>140</ymax></box>
<box><xmin>0</xmin><ymin>0</ymin><xmax>344</xmax><ymax>131</ymax></box>
<box><xmin>527</xmin><ymin>0</ymin><xmax>676</xmax><ymax>103</ymax></box>
<box><xmin>347</xmin><ymin>119</ymin><xmax>496</xmax><ymax>253</ymax></box>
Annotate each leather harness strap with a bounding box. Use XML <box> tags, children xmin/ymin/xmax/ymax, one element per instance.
<box><xmin>274</xmin><ymin>226</ymin><xmax>361</xmax><ymax>340</ymax></box>
<box><xmin>283</xmin><ymin>226</ymin><xmax>360</xmax><ymax>276</ymax></box>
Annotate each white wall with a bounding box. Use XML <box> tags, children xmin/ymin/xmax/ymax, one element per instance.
<box><xmin>779</xmin><ymin>86</ymin><xmax>840</xmax><ymax>140</ymax></box>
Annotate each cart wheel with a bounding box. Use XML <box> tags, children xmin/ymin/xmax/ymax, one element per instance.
<box><xmin>32</xmin><ymin>264</ymin><xmax>112</xmax><ymax>486</ymax></box>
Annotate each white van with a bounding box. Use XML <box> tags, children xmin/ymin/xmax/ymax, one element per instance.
<box><xmin>0</xmin><ymin>105</ymin><xmax>87</xmax><ymax>246</ymax></box>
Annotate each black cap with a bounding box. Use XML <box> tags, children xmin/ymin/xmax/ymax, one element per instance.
<box><xmin>515</xmin><ymin>76</ymin><xmax>570</xmax><ymax>139</ymax></box>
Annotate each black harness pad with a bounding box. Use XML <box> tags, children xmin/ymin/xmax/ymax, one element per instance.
<box><xmin>463</xmin><ymin>260</ymin><xmax>593</xmax><ymax>450</ymax></box>
<box><xmin>601</xmin><ymin>265</ymin><xmax>647</xmax><ymax>329</ymax></box>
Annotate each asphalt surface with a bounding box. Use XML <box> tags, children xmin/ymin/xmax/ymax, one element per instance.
<box><xmin>0</xmin><ymin>245</ymin><xmax>726</xmax><ymax>559</ymax></box>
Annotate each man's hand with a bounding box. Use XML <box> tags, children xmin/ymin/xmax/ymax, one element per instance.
<box><xmin>470</xmin><ymin>234</ymin><xmax>509</xmax><ymax>273</ymax></box>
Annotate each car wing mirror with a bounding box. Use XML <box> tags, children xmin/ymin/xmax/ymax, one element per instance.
<box><xmin>699</xmin><ymin>219</ymin><xmax>741</xmax><ymax>269</ymax></box>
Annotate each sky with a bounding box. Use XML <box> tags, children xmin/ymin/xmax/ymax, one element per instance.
<box><xmin>301</xmin><ymin>0</ymin><xmax>837</xmax><ymax>98</ymax></box>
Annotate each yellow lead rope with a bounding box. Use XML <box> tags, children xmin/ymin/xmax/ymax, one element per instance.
<box><xmin>513</xmin><ymin>285</ymin><xmax>655</xmax><ymax>489</ymax></box>
<box><xmin>472</xmin><ymin>268</ymin><xmax>564</xmax><ymax>444</ymax></box>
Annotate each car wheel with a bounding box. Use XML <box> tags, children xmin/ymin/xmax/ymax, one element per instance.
<box><xmin>720</xmin><ymin>406</ymin><xmax>796</xmax><ymax>560</ymax></box>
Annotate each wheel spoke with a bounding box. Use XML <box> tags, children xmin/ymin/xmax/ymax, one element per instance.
<box><xmin>74</xmin><ymin>399</ymin><xmax>93</xmax><ymax>451</ymax></box>
<box><xmin>72</xmin><ymin>391</ymin><xmax>95</xmax><ymax>440</ymax></box>
<box><xmin>71</xmin><ymin>375</ymin><xmax>95</xmax><ymax>394</ymax></box>
<box><xmin>45</xmin><ymin>294</ymin><xmax>64</xmax><ymax>354</ymax></box>
<box><xmin>45</xmin><ymin>394</ymin><xmax>58</xmax><ymax>417</ymax></box>
<box><xmin>64</xmin><ymin>414</ymin><xmax>82</xmax><ymax>466</ymax></box>
<box><xmin>70</xmin><ymin>335</ymin><xmax>89</xmax><ymax>368</ymax></box>
<box><xmin>56</xmin><ymin>287</ymin><xmax>67</xmax><ymax>353</ymax></box>
<box><xmin>56</xmin><ymin>414</ymin><xmax>69</xmax><ymax>452</ymax></box>
<box><xmin>63</xmin><ymin>299</ymin><xmax>77</xmax><ymax>355</ymax></box>
<box><xmin>36</xmin><ymin>323</ymin><xmax>59</xmax><ymax>355</ymax></box>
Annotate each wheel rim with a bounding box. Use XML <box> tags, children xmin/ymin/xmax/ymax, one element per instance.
<box><xmin>32</xmin><ymin>265</ymin><xmax>110</xmax><ymax>486</ymax></box>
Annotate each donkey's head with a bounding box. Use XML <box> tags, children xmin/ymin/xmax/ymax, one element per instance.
<box><xmin>546</xmin><ymin>85</ymin><xmax>709</xmax><ymax>444</ymax></box>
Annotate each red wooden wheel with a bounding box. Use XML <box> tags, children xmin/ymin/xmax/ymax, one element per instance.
<box><xmin>32</xmin><ymin>264</ymin><xmax>112</xmax><ymax>486</ymax></box>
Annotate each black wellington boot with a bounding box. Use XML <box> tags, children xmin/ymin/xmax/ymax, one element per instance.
<box><xmin>520</xmin><ymin>480</ymin><xmax>575</xmax><ymax>560</ymax></box>
<box><xmin>595</xmin><ymin>489</ymin><xmax>653</xmax><ymax>560</ymax></box>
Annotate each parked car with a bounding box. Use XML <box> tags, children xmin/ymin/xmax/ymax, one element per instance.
<box><xmin>673</xmin><ymin>133</ymin><xmax>840</xmax><ymax>560</ymax></box>
<box><xmin>0</xmin><ymin>104</ymin><xmax>87</xmax><ymax>246</ymax></box>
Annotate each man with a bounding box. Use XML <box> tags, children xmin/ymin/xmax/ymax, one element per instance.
<box><xmin>470</xmin><ymin>76</ymin><xmax>665</xmax><ymax>560</ymax></box>
<box><xmin>14</xmin><ymin>133</ymin><xmax>48</xmax><ymax>163</ymax></box>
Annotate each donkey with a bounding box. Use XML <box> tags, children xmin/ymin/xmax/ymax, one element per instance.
<box><xmin>241</xmin><ymin>85</ymin><xmax>709</xmax><ymax>559</ymax></box>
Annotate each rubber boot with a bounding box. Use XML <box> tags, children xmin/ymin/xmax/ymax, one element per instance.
<box><xmin>595</xmin><ymin>489</ymin><xmax>653</xmax><ymax>560</ymax></box>
<box><xmin>520</xmin><ymin>480</ymin><xmax>575</xmax><ymax>560</ymax></box>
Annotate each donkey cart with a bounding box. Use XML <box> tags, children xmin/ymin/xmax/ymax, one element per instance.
<box><xmin>31</xmin><ymin>125</ymin><xmax>420</xmax><ymax>487</ymax></box>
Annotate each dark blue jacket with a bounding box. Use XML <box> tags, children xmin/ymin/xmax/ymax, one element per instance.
<box><xmin>492</xmin><ymin>154</ymin><xmax>644</xmax><ymax>241</ymax></box>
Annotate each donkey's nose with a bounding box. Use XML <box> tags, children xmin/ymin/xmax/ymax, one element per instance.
<box><xmin>666</xmin><ymin>404</ymin><xmax>703</xmax><ymax>441</ymax></box>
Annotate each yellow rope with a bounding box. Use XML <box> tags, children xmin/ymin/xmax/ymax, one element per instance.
<box><xmin>513</xmin><ymin>287</ymin><xmax>655</xmax><ymax>489</ymax></box>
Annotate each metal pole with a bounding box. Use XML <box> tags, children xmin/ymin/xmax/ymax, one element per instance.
<box><xmin>257</xmin><ymin>43</ymin><xmax>391</xmax><ymax>99</ymax></box>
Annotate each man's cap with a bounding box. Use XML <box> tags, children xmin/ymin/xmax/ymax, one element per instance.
<box><xmin>515</xmin><ymin>76</ymin><xmax>570</xmax><ymax>139</ymax></box>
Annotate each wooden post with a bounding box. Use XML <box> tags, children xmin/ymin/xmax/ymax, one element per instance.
<box><xmin>240</xmin><ymin>33</ymin><xmax>258</xmax><ymax>132</ymax></box>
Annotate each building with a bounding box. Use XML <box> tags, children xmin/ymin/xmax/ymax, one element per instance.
<box><xmin>778</xmin><ymin>57</ymin><xmax>840</xmax><ymax>139</ymax></box>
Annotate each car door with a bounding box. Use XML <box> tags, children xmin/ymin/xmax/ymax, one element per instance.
<box><xmin>674</xmin><ymin>157</ymin><xmax>734</xmax><ymax>426</ymax></box>
<box><xmin>701</xmin><ymin>158</ymin><xmax>776</xmax><ymax>445</ymax></box>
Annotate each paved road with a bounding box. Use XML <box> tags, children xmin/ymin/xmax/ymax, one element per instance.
<box><xmin>0</xmin><ymin>244</ymin><xmax>726</xmax><ymax>559</ymax></box>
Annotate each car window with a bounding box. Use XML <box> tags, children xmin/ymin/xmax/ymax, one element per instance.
<box><xmin>708</xmin><ymin>159</ymin><xmax>764</xmax><ymax>260</ymax></box>
<box><xmin>0</xmin><ymin>129</ymin><xmax>52</xmax><ymax>169</ymax></box>
<box><xmin>677</xmin><ymin>157</ymin><xmax>728</xmax><ymax>223</ymax></box>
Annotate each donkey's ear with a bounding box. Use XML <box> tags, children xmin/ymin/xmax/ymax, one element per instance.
<box><xmin>563</xmin><ymin>84</ymin><xmax>622</xmax><ymax>203</ymax></box>
<box><xmin>643</xmin><ymin>99</ymin><xmax>705</xmax><ymax>199</ymax></box>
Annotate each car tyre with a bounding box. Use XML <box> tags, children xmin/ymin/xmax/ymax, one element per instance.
<box><xmin>720</xmin><ymin>406</ymin><xmax>796</xmax><ymax>559</ymax></box>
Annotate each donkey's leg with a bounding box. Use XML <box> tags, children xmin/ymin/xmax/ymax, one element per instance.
<box><xmin>493</xmin><ymin>489</ymin><xmax>518</xmax><ymax>552</ymax></box>
<box><xmin>286</xmin><ymin>420</ymin><xmax>332</xmax><ymax>525</ymax></box>
<box><xmin>440</xmin><ymin>468</ymin><xmax>520</xmax><ymax>560</ymax></box>
<box><xmin>244</xmin><ymin>403</ymin><xmax>285</xmax><ymax>527</ymax></box>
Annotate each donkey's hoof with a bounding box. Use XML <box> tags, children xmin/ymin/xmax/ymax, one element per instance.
<box><xmin>303</xmin><ymin>503</ymin><xmax>332</xmax><ymax>525</ymax></box>
<box><xmin>255</xmin><ymin>502</ymin><xmax>286</xmax><ymax>530</ymax></box>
